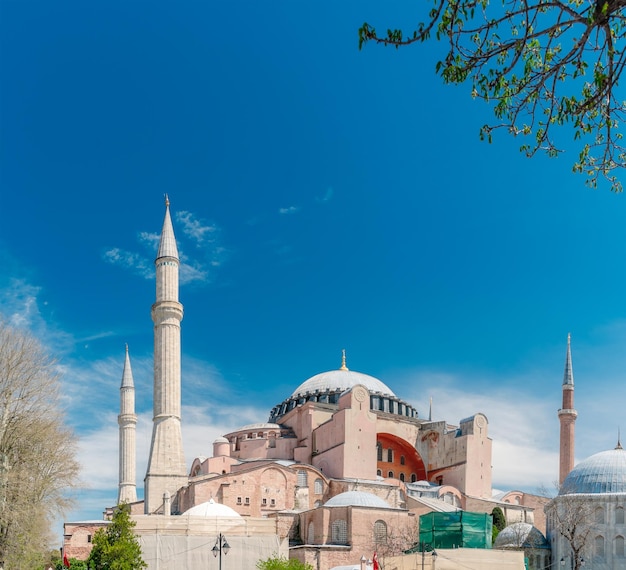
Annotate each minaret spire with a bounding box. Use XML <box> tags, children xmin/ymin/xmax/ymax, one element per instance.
<box><xmin>144</xmin><ymin>198</ymin><xmax>187</xmax><ymax>514</ymax></box>
<box><xmin>558</xmin><ymin>333</ymin><xmax>578</xmax><ymax>485</ymax></box>
<box><xmin>118</xmin><ymin>345</ymin><xmax>137</xmax><ymax>504</ymax></box>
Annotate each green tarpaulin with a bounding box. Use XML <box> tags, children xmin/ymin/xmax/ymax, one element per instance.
<box><xmin>417</xmin><ymin>511</ymin><xmax>492</xmax><ymax>550</ymax></box>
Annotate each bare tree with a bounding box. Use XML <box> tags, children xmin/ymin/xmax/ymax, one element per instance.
<box><xmin>372</xmin><ymin>518</ymin><xmax>419</xmax><ymax>570</ymax></box>
<box><xmin>545</xmin><ymin>488</ymin><xmax>594</xmax><ymax>570</ymax></box>
<box><xmin>0</xmin><ymin>321</ymin><xmax>81</xmax><ymax>568</ymax></box>
<box><xmin>359</xmin><ymin>0</ymin><xmax>626</xmax><ymax>191</ymax></box>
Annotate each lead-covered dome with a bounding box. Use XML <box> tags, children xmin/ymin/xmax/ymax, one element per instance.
<box><xmin>268</xmin><ymin>353</ymin><xmax>419</xmax><ymax>423</ymax></box>
<box><xmin>291</xmin><ymin>369</ymin><xmax>395</xmax><ymax>398</ymax></box>
<box><xmin>561</xmin><ymin>446</ymin><xmax>626</xmax><ymax>495</ymax></box>
<box><xmin>494</xmin><ymin>523</ymin><xmax>549</xmax><ymax>549</ymax></box>
<box><xmin>183</xmin><ymin>498</ymin><xmax>241</xmax><ymax>517</ymax></box>
<box><xmin>325</xmin><ymin>491</ymin><xmax>391</xmax><ymax>509</ymax></box>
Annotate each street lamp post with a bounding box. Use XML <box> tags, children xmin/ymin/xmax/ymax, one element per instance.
<box><xmin>420</xmin><ymin>543</ymin><xmax>437</xmax><ymax>570</ymax></box>
<box><xmin>212</xmin><ymin>533</ymin><xmax>230</xmax><ymax>570</ymax></box>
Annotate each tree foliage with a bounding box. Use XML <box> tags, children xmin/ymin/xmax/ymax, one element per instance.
<box><xmin>87</xmin><ymin>503</ymin><xmax>146</xmax><ymax>570</ymax></box>
<box><xmin>0</xmin><ymin>321</ymin><xmax>81</xmax><ymax>568</ymax></box>
<box><xmin>491</xmin><ymin>506</ymin><xmax>507</xmax><ymax>542</ymax></box>
<box><xmin>256</xmin><ymin>555</ymin><xmax>314</xmax><ymax>570</ymax></box>
<box><xmin>359</xmin><ymin>0</ymin><xmax>626</xmax><ymax>191</ymax></box>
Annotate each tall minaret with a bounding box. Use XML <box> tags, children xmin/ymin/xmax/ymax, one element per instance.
<box><xmin>118</xmin><ymin>345</ymin><xmax>137</xmax><ymax>504</ymax></box>
<box><xmin>558</xmin><ymin>333</ymin><xmax>577</xmax><ymax>485</ymax></box>
<box><xmin>144</xmin><ymin>197</ymin><xmax>187</xmax><ymax>514</ymax></box>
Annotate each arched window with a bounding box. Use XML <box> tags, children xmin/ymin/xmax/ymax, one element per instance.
<box><xmin>400</xmin><ymin>473</ymin><xmax>405</xmax><ymax>482</ymax></box>
<box><xmin>331</xmin><ymin>520</ymin><xmax>348</xmax><ymax>544</ymax></box>
<box><xmin>411</xmin><ymin>473</ymin><xmax>417</xmax><ymax>483</ymax></box>
<box><xmin>400</xmin><ymin>455</ymin><xmax>406</xmax><ymax>466</ymax></box>
<box><xmin>307</xmin><ymin>522</ymin><xmax>315</xmax><ymax>544</ymax></box>
<box><xmin>595</xmin><ymin>507</ymin><xmax>605</xmax><ymax>524</ymax></box>
<box><xmin>377</xmin><ymin>469</ymin><xmax>382</xmax><ymax>477</ymax></box>
<box><xmin>297</xmin><ymin>470</ymin><xmax>308</xmax><ymax>487</ymax></box>
<box><xmin>374</xmin><ymin>520</ymin><xmax>387</xmax><ymax>546</ymax></box>
<box><xmin>387</xmin><ymin>448</ymin><xmax>393</xmax><ymax>462</ymax></box>
<box><xmin>377</xmin><ymin>442</ymin><xmax>383</xmax><ymax>461</ymax></box>
<box><xmin>388</xmin><ymin>470</ymin><xmax>394</xmax><ymax>478</ymax></box>
<box><xmin>617</xmin><ymin>506</ymin><xmax>625</xmax><ymax>524</ymax></box>
<box><xmin>595</xmin><ymin>535</ymin><xmax>605</xmax><ymax>558</ymax></box>
<box><xmin>314</xmin><ymin>478</ymin><xmax>323</xmax><ymax>494</ymax></box>
<box><xmin>615</xmin><ymin>535</ymin><xmax>625</xmax><ymax>557</ymax></box>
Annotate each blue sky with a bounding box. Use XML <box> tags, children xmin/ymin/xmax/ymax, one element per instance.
<box><xmin>2</xmin><ymin>0</ymin><xmax>626</xmax><ymax>537</ymax></box>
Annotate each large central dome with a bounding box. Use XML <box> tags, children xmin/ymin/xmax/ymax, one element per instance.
<box><xmin>291</xmin><ymin>368</ymin><xmax>396</xmax><ymax>398</ymax></box>
<box><xmin>561</xmin><ymin>446</ymin><xmax>626</xmax><ymax>494</ymax></box>
<box><xmin>268</xmin><ymin>353</ymin><xmax>418</xmax><ymax>423</ymax></box>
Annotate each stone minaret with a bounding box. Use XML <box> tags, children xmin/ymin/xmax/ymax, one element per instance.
<box><xmin>118</xmin><ymin>345</ymin><xmax>137</xmax><ymax>504</ymax></box>
<box><xmin>558</xmin><ymin>333</ymin><xmax>577</xmax><ymax>486</ymax></box>
<box><xmin>144</xmin><ymin>197</ymin><xmax>187</xmax><ymax>514</ymax></box>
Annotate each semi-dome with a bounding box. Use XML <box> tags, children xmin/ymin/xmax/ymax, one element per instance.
<box><xmin>561</xmin><ymin>446</ymin><xmax>626</xmax><ymax>495</ymax></box>
<box><xmin>325</xmin><ymin>491</ymin><xmax>391</xmax><ymax>509</ymax></box>
<box><xmin>494</xmin><ymin>522</ymin><xmax>549</xmax><ymax>549</ymax></box>
<box><xmin>183</xmin><ymin>498</ymin><xmax>242</xmax><ymax>517</ymax></box>
<box><xmin>292</xmin><ymin>368</ymin><xmax>395</xmax><ymax>398</ymax></box>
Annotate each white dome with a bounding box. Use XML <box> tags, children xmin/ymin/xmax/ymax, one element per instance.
<box><xmin>561</xmin><ymin>447</ymin><xmax>626</xmax><ymax>494</ymax></box>
<box><xmin>238</xmin><ymin>422</ymin><xmax>281</xmax><ymax>431</ymax></box>
<box><xmin>292</xmin><ymin>369</ymin><xmax>395</xmax><ymax>398</ymax></box>
<box><xmin>325</xmin><ymin>491</ymin><xmax>391</xmax><ymax>508</ymax></box>
<box><xmin>494</xmin><ymin>522</ymin><xmax>549</xmax><ymax>549</ymax></box>
<box><xmin>183</xmin><ymin>499</ymin><xmax>241</xmax><ymax>518</ymax></box>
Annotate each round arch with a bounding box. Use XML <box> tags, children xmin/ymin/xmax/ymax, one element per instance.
<box><xmin>376</xmin><ymin>433</ymin><xmax>426</xmax><ymax>481</ymax></box>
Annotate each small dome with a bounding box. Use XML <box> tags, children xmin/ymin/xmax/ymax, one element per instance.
<box><xmin>183</xmin><ymin>499</ymin><xmax>241</xmax><ymax>518</ymax></box>
<box><xmin>325</xmin><ymin>491</ymin><xmax>391</xmax><ymax>508</ymax></box>
<box><xmin>237</xmin><ymin>422</ymin><xmax>281</xmax><ymax>431</ymax></box>
<box><xmin>292</xmin><ymin>369</ymin><xmax>395</xmax><ymax>398</ymax></box>
<box><xmin>213</xmin><ymin>437</ymin><xmax>229</xmax><ymax>444</ymax></box>
<box><xmin>494</xmin><ymin>523</ymin><xmax>549</xmax><ymax>549</ymax></box>
<box><xmin>561</xmin><ymin>447</ymin><xmax>626</xmax><ymax>494</ymax></box>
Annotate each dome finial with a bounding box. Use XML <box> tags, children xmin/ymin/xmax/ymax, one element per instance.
<box><xmin>340</xmin><ymin>349</ymin><xmax>349</xmax><ymax>371</ymax></box>
<box><xmin>165</xmin><ymin>193</ymin><xmax>170</xmax><ymax>207</ymax></box>
<box><xmin>617</xmin><ymin>427</ymin><xmax>623</xmax><ymax>450</ymax></box>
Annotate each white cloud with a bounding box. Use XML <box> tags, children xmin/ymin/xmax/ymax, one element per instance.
<box><xmin>104</xmin><ymin>209</ymin><xmax>227</xmax><ymax>288</ymax></box>
<box><xmin>138</xmin><ymin>231</ymin><xmax>160</xmax><ymax>250</ymax></box>
<box><xmin>0</xmin><ymin>277</ymin><xmax>75</xmax><ymax>354</ymax></box>
<box><xmin>178</xmin><ymin>260</ymin><xmax>209</xmax><ymax>285</ymax></box>
<box><xmin>176</xmin><ymin>211</ymin><xmax>218</xmax><ymax>247</ymax></box>
<box><xmin>279</xmin><ymin>206</ymin><xmax>300</xmax><ymax>215</ymax></box>
<box><xmin>102</xmin><ymin>248</ymin><xmax>153</xmax><ymax>279</ymax></box>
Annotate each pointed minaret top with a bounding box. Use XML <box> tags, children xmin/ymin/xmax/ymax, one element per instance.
<box><xmin>340</xmin><ymin>349</ymin><xmax>349</xmax><ymax>371</ymax></box>
<box><xmin>121</xmin><ymin>344</ymin><xmax>135</xmax><ymax>388</ymax></box>
<box><xmin>563</xmin><ymin>333</ymin><xmax>574</xmax><ymax>386</ymax></box>
<box><xmin>157</xmin><ymin>196</ymin><xmax>179</xmax><ymax>260</ymax></box>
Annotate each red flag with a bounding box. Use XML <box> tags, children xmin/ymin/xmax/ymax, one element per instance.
<box><xmin>372</xmin><ymin>552</ymin><xmax>379</xmax><ymax>570</ymax></box>
<box><xmin>63</xmin><ymin>552</ymin><xmax>70</xmax><ymax>568</ymax></box>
